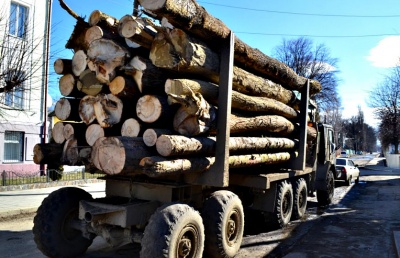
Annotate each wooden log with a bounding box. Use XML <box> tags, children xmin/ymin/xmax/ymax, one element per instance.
<box><xmin>94</xmin><ymin>93</ymin><xmax>124</xmax><ymax>128</ymax></box>
<box><xmin>165</xmin><ymin>79</ymin><xmax>298</xmax><ymax>119</ymax></box>
<box><xmin>62</xmin><ymin>138</ymin><xmax>80</xmax><ymax>165</ymax></box>
<box><xmin>63</xmin><ymin>122</ymin><xmax>88</xmax><ymax>145</ymax></box>
<box><xmin>54</xmin><ymin>58</ymin><xmax>73</xmax><ymax>75</ymax></box>
<box><xmin>123</xmin><ymin>56</ymin><xmax>173</xmax><ymax>94</ymax></box>
<box><xmin>72</xmin><ymin>50</ymin><xmax>87</xmax><ymax>76</ymax></box>
<box><xmin>228</xmin><ymin>114</ymin><xmax>295</xmax><ymax>135</ymax></box>
<box><xmin>86</xmin><ymin>123</ymin><xmax>104</xmax><ymax>146</ymax></box>
<box><xmin>54</xmin><ymin>98</ymin><xmax>81</xmax><ymax>121</ymax></box>
<box><xmin>136</xmin><ymin>94</ymin><xmax>172</xmax><ymax>123</ymax></box>
<box><xmin>89</xmin><ymin>10</ymin><xmax>118</xmax><ymax>27</ymax></box>
<box><xmin>143</xmin><ymin>128</ymin><xmax>174</xmax><ymax>147</ymax></box>
<box><xmin>33</xmin><ymin>143</ymin><xmax>63</xmax><ymax>165</ymax></box>
<box><xmin>138</xmin><ymin>0</ymin><xmax>321</xmax><ymax>94</ymax></box>
<box><xmin>87</xmin><ymin>39</ymin><xmax>130</xmax><ymax>83</ymax></box>
<box><xmin>65</xmin><ymin>19</ymin><xmax>91</xmax><ymax>52</ymax></box>
<box><xmin>77</xmin><ymin>69</ymin><xmax>105</xmax><ymax>96</ymax></box>
<box><xmin>52</xmin><ymin>122</ymin><xmax>65</xmax><ymax>144</ymax></box>
<box><xmin>140</xmin><ymin>152</ymin><xmax>296</xmax><ymax>176</ymax></box>
<box><xmin>109</xmin><ymin>75</ymin><xmax>139</xmax><ymax>99</ymax></box>
<box><xmin>79</xmin><ymin>95</ymin><xmax>97</xmax><ymax>125</ymax></box>
<box><xmin>118</xmin><ymin>15</ymin><xmax>157</xmax><ymax>49</ymax></box>
<box><xmin>91</xmin><ymin>136</ymin><xmax>154</xmax><ymax>175</ymax></box>
<box><xmin>121</xmin><ymin>118</ymin><xmax>141</xmax><ymax>137</ymax></box>
<box><xmin>156</xmin><ymin>135</ymin><xmax>297</xmax><ymax>157</ymax></box>
<box><xmin>59</xmin><ymin>74</ymin><xmax>85</xmax><ymax>98</ymax></box>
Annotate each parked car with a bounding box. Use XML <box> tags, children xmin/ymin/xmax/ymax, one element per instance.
<box><xmin>340</xmin><ymin>151</ymin><xmax>349</xmax><ymax>158</ymax></box>
<box><xmin>335</xmin><ymin>158</ymin><xmax>360</xmax><ymax>186</ymax></box>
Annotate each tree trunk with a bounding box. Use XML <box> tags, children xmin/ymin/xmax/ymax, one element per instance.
<box><xmin>59</xmin><ymin>74</ymin><xmax>85</xmax><ymax>98</ymax></box>
<box><xmin>54</xmin><ymin>58</ymin><xmax>73</xmax><ymax>75</ymax></box>
<box><xmin>79</xmin><ymin>95</ymin><xmax>97</xmax><ymax>125</ymax></box>
<box><xmin>87</xmin><ymin>38</ymin><xmax>130</xmax><ymax>83</ymax></box>
<box><xmin>118</xmin><ymin>15</ymin><xmax>157</xmax><ymax>49</ymax></box>
<box><xmin>54</xmin><ymin>98</ymin><xmax>81</xmax><ymax>121</ymax></box>
<box><xmin>140</xmin><ymin>152</ymin><xmax>296</xmax><ymax>176</ymax></box>
<box><xmin>77</xmin><ymin>69</ymin><xmax>105</xmax><ymax>96</ymax></box>
<box><xmin>89</xmin><ymin>10</ymin><xmax>119</xmax><ymax>27</ymax></box>
<box><xmin>52</xmin><ymin>122</ymin><xmax>65</xmax><ymax>144</ymax></box>
<box><xmin>72</xmin><ymin>50</ymin><xmax>88</xmax><ymax>76</ymax></box>
<box><xmin>228</xmin><ymin>114</ymin><xmax>295</xmax><ymax>135</ymax></box>
<box><xmin>156</xmin><ymin>134</ymin><xmax>297</xmax><ymax>157</ymax></box>
<box><xmin>165</xmin><ymin>79</ymin><xmax>298</xmax><ymax>119</ymax></box>
<box><xmin>94</xmin><ymin>93</ymin><xmax>124</xmax><ymax>128</ymax></box>
<box><xmin>143</xmin><ymin>128</ymin><xmax>174</xmax><ymax>147</ymax></box>
<box><xmin>33</xmin><ymin>143</ymin><xmax>63</xmax><ymax>165</ymax></box>
<box><xmin>109</xmin><ymin>75</ymin><xmax>139</xmax><ymax>99</ymax></box>
<box><xmin>138</xmin><ymin>0</ymin><xmax>321</xmax><ymax>94</ymax></box>
<box><xmin>91</xmin><ymin>136</ymin><xmax>154</xmax><ymax>175</ymax></box>
<box><xmin>136</xmin><ymin>94</ymin><xmax>172</xmax><ymax>124</ymax></box>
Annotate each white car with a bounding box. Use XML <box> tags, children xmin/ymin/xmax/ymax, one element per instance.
<box><xmin>335</xmin><ymin>158</ymin><xmax>360</xmax><ymax>186</ymax></box>
<box><xmin>340</xmin><ymin>151</ymin><xmax>349</xmax><ymax>158</ymax></box>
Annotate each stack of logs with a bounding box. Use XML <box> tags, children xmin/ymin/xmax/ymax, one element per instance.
<box><xmin>33</xmin><ymin>0</ymin><xmax>320</xmax><ymax>178</ymax></box>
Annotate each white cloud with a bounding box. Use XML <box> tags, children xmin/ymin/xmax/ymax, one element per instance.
<box><xmin>367</xmin><ymin>36</ymin><xmax>400</xmax><ymax>68</ymax></box>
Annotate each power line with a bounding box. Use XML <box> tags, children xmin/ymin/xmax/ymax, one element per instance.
<box><xmin>198</xmin><ymin>1</ymin><xmax>400</xmax><ymax>18</ymax></box>
<box><xmin>235</xmin><ymin>32</ymin><xmax>400</xmax><ymax>38</ymax></box>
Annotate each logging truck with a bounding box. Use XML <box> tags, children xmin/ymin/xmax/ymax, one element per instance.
<box><xmin>32</xmin><ymin>1</ymin><xmax>337</xmax><ymax>257</ymax></box>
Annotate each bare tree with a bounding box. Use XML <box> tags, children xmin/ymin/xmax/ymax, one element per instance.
<box><xmin>0</xmin><ymin>3</ymin><xmax>47</xmax><ymax>118</ymax></box>
<box><xmin>272</xmin><ymin>37</ymin><xmax>341</xmax><ymax>112</ymax></box>
<box><xmin>368</xmin><ymin>66</ymin><xmax>400</xmax><ymax>153</ymax></box>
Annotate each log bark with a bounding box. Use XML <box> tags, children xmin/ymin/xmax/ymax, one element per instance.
<box><xmin>138</xmin><ymin>0</ymin><xmax>321</xmax><ymax>94</ymax></box>
<box><xmin>63</xmin><ymin>122</ymin><xmax>88</xmax><ymax>144</ymax></box>
<box><xmin>228</xmin><ymin>114</ymin><xmax>295</xmax><ymax>135</ymax></box>
<box><xmin>91</xmin><ymin>136</ymin><xmax>154</xmax><ymax>175</ymax></box>
<box><xmin>65</xmin><ymin>19</ymin><xmax>91</xmax><ymax>52</ymax></box>
<box><xmin>94</xmin><ymin>93</ymin><xmax>124</xmax><ymax>128</ymax></box>
<box><xmin>79</xmin><ymin>95</ymin><xmax>97</xmax><ymax>125</ymax></box>
<box><xmin>52</xmin><ymin>122</ymin><xmax>65</xmax><ymax>144</ymax></box>
<box><xmin>136</xmin><ymin>94</ymin><xmax>172</xmax><ymax>123</ymax></box>
<box><xmin>59</xmin><ymin>74</ymin><xmax>84</xmax><ymax>98</ymax></box>
<box><xmin>55</xmin><ymin>98</ymin><xmax>81</xmax><ymax>121</ymax></box>
<box><xmin>89</xmin><ymin>10</ymin><xmax>118</xmax><ymax>27</ymax></box>
<box><xmin>165</xmin><ymin>79</ymin><xmax>298</xmax><ymax>119</ymax></box>
<box><xmin>143</xmin><ymin>128</ymin><xmax>174</xmax><ymax>147</ymax></box>
<box><xmin>121</xmin><ymin>118</ymin><xmax>141</xmax><ymax>137</ymax></box>
<box><xmin>140</xmin><ymin>152</ymin><xmax>296</xmax><ymax>176</ymax></box>
<box><xmin>118</xmin><ymin>15</ymin><xmax>157</xmax><ymax>49</ymax></box>
<box><xmin>156</xmin><ymin>135</ymin><xmax>297</xmax><ymax>157</ymax></box>
<box><xmin>77</xmin><ymin>69</ymin><xmax>105</xmax><ymax>96</ymax></box>
<box><xmin>109</xmin><ymin>75</ymin><xmax>139</xmax><ymax>99</ymax></box>
<box><xmin>87</xmin><ymin>38</ymin><xmax>130</xmax><ymax>83</ymax></box>
<box><xmin>54</xmin><ymin>58</ymin><xmax>73</xmax><ymax>75</ymax></box>
<box><xmin>33</xmin><ymin>143</ymin><xmax>63</xmax><ymax>165</ymax></box>
<box><xmin>72</xmin><ymin>50</ymin><xmax>87</xmax><ymax>76</ymax></box>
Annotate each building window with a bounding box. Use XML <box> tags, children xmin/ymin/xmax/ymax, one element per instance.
<box><xmin>4</xmin><ymin>131</ymin><xmax>24</xmax><ymax>162</ymax></box>
<box><xmin>9</xmin><ymin>2</ymin><xmax>28</xmax><ymax>38</ymax></box>
<box><xmin>4</xmin><ymin>70</ymin><xmax>25</xmax><ymax>109</ymax></box>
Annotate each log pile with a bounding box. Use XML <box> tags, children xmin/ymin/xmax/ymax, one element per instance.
<box><xmin>33</xmin><ymin>0</ymin><xmax>320</xmax><ymax>179</ymax></box>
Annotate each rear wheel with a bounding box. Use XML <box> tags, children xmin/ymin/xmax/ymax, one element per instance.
<box><xmin>271</xmin><ymin>181</ymin><xmax>293</xmax><ymax>228</ymax></box>
<box><xmin>355</xmin><ymin>175</ymin><xmax>360</xmax><ymax>184</ymax></box>
<box><xmin>140</xmin><ymin>203</ymin><xmax>204</xmax><ymax>258</ymax></box>
<box><xmin>292</xmin><ymin>178</ymin><xmax>308</xmax><ymax>220</ymax></box>
<box><xmin>317</xmin><ymin>170</ymin><xmax>335</xmax><ymax>206</ymax></box>
<box><xmin>202</xmin><ymin>190</ymin><xmax>244</xmax><ymax>258</ymax></box>
<box><xmin>345</xmin><ymin>175</ymin><xmax>352</xmax><ymax>186</ymax></box>
<box><xmin>33</xmin><ymin>187</ymin><xmax>93</xmax><ymax>258</ymax></box>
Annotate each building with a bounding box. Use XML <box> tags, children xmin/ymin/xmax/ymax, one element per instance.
<box><xmin>0</xmin><ymin>0</ymin><xmax>51</xmax><ymax>174</ymax></box>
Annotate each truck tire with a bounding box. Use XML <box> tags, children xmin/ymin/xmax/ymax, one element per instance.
<box><xmin>317</xmin><ymin>170</ymin><xmax>335</xmax><ymax>206</ymax></box>
<box><xmin>202</xmin><ymin>190</ymin><xmax>244</xmax><ymax>258</ymax></box>
<box><xmin>273</xmin><ymin>180</ymin><xmax>293</xmax><ymax>228</ymax></box>
<box><xmin>292</xmin><ymin>178</ymin><xmax>308</xmax><ymax>220</ymax></box>
<box><xmin>140</xmin><ymin>203</ymin><xmax>204</xmax><ymax>258</ymax></box>
<box><xmin>33</xmin><ymin>187</ymin><xmax>93</xmax><ymax>258</ymax></box>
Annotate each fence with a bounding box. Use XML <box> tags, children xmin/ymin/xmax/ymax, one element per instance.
<box><xmin>1</xmin><ymin>169</ymin><xmax>103</xmax><ymax>186</ymax></box>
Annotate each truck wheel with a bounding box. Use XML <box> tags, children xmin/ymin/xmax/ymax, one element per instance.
<box><xmin>273</xmin><ymin>180</ymin><xmax>293</xmax><ymax>228</ymax></box>
<box><xmin>202</xmin><ymin>190</ymin><xmax>244</xmax><ymax>258</ymax></box>
<box><xmin>140</xmin><ymin>203</ymin><xmax>204</xmax><ymax>258</ymax></box>
<box><xmin>292</xmin><ymin>178</ymin><xmax>308</xmax><ymax>220</ymax></box>
<box><xmin>317</xmin><ymin>170</ymin><xmax>335</xmax><ymax>206</ymax></box>
<box><xmin>33</xmin><ymin>187</ymin><xmax>93</xmax><ymax>258</ymax></box>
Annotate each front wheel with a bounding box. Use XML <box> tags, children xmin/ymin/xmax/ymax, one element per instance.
<box><xmin>317</xmin><ymin>170</ymin><xmax>335</xmax><ymax>207</ymax></box>
<box><xmin>140</xmin><ymin>203</ymin><xmax>204</xmax><ymax>258</ymax></box>
<box><xmin>202</xmin><ymin>190</ymin><xmax>244</xmax><ymax>258</ymax></box>
<box><xmin>33</xmin><ymin>187</ymin><xmax>93</xmax><ymax>258</ymax></box>
<box><xmin>292</xmin><ymin>178</ymin><xmax>308</xmax><ymax>220</ymax></box>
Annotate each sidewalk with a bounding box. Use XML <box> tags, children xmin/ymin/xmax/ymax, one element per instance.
<box><xmin>0</xmin><ymin>181</ymin><xmax>105</xmax><ymax>219</ymax></box>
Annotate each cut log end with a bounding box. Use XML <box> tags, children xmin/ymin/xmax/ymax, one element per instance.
<box><xmin>86</xmin><ymin>123</ymin><xmax>105</xmax><ymax>146</ymax></box>
<box><xmin>121</xmin><ymin>118</ymin><xmax>141</xmax><ymax>137</ymax></box>
<box><xmin>92</xmin><ymin>137</ymin><xmax>126</xmax><ymax>175</ymax></box>
<box><xmin>136</xmin><ymin>95</ymin><xmax>162</xmax><ymax>123</ymax></box>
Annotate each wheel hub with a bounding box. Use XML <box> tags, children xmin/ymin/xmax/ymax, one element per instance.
<box><xmin>178</xmin><ymin>237</ymin><xmax>192</xmax><ymax>257</ymax></box>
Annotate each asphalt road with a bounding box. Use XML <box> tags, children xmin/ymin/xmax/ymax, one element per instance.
<box><xmin>1</xmin><ymin>160</ymin><xmax>397</xmax><ymax>257</ymax></box>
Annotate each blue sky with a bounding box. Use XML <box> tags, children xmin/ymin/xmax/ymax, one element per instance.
<box><xmin>50</xmin><ymin>0</ymin><xmax>400</xmax><ymax>127</ymax></box>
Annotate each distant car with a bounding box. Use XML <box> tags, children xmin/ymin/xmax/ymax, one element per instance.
<box><xmin>356</xmin><ymin>151</ymin><xmax>363</xmax><ymax>155</ymax></box>
<box><xmin>340</xmin><ymin>151</ymin><xmax>349</xmax><ymax>158</ymax></box>
<box><xmin>335</xmin><ymin>158</ymin><xmax>360</xmax><ymax>186</ymax></box>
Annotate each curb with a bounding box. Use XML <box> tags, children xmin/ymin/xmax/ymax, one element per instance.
<box><xmin>0</xmin><ymin>207</ymin><xmax>37</xmax><ymax>221</ymax></box>
<box><xmin>0</xmin><ymin>178</ymin><xmax>104</xmax><ymax>192</ymax></box>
